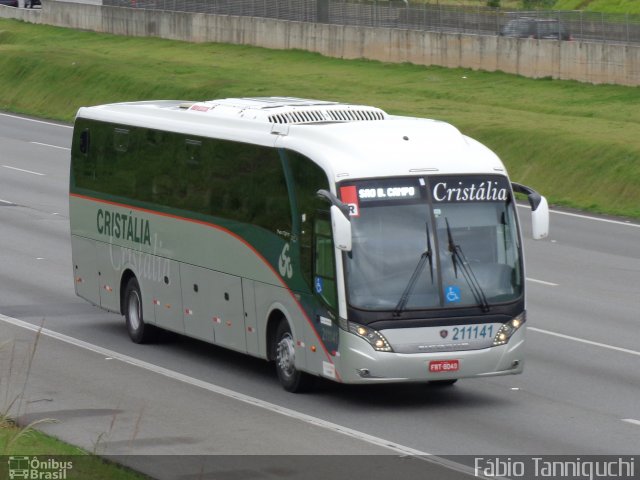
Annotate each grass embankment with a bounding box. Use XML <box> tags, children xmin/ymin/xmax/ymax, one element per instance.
<box><xmin>0</xmin><ymin>19</ymin><xmax>639</xmax><ymax>217</ymax></box>
<box><xmin>552</xmin><ymin>0</ymin><xmax>640</xmax><ymax>14</ymax></box>
<box><xmin>0</xmin><ymin>423</ymin><xmax>147</xmax><ymax>479</ymax></box>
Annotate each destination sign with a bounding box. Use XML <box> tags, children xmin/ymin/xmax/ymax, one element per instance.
<box><xmin>358</xmin><ymin>186</ymin><xmax>418</xmax><ymax>200</ymax></box>
<box><xmin>339</xmin><ymin>176</ymin><xmax>510</xmax><ymax>216</ymax></box>
<box><xmin>340</xmin><ymin>178</ymin><xmax>423</xmax><ymax>216</ymax></box>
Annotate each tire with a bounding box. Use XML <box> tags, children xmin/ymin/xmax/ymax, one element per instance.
<box><xmin>124</xmin><ymin>277</ymin><xmax>157</xmax><ymax>344</ymax></box>
<box><xmin>273</xmin><ymin>320</ymin><xmax>315</xmax><ymax>393</ymax></box>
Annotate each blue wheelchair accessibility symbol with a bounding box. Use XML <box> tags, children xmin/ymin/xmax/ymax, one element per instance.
<box><xmin>315</xmin><ymin>276</ymin><xmax>324</xmax><ymax>294</ymax></box>
<box><xmin>445</xmin><ymin>285</ymin><xmax>461</xmax><ymax>304</ymax></box>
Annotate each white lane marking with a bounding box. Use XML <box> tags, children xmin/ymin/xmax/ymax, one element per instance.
<box><xmin>2</xmin><ymin>165</ymin><xmax>45</xmax><ymax>176</ymax></box>
<box><xmin>517</xmin><ymin>204</ymin><xmax>640</xmax><ymax>229</ymax></box>
<box><xmin>0</xmin><ymin>313</ymin><xmax>493</xmax><ymax>479</ymax></box>
<box><xmin>551</xmin><ymin>209</ymin><xmax>640</xmax><ymax>228</ymax></box>
<box><xmin>526</xmin><ymin>277</ymin><xmax>558</xmax><ymax>287</ymax></box>
<box><xmin>529</xmin><ymin>327</ymin><xmax>640</xmax><ymax>357</ymax></box>
<box><xmin>0</xmin><ymin>112</ymin><xmax>72</xmax><ymax>129</ymax></box>
<box><xmin>0</xmin><ymin>198</ymin><xmax>15</xmax><ymax>205</ymax></box>
<box><xmin>1</xmin><ymin>315</ymin><xmax>426</xmax><ymax>453</ymax></box>
<box><xmin>622</xmin><ymin>419</ymin><xmax>640</xmax><ymax>427</ymax></box>
<box><xmin>0</xmin><ymin>315</ymin><xmax>478</xmax><ymax>473</ymax></box>
<box><xmin>30</xmin><ymin>141</ymin><xmax>70</xmax><ymax>151</ymax></box>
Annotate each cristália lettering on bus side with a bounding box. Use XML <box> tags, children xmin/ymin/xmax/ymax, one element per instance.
<box><xmin>97</xmin><ymin>208</ymin><xmax>151</xmax><ymax>246</ymax></box>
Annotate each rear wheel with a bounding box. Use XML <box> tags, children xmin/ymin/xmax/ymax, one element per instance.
<box><xmin>124</xmin><ymin>277</ymin><xmax>157</xmax><ymax>344</ymax></box>
<box><xmin>273</xmin><ymin>320</ymin><xmax>314</xmax><ymax>393</ymax></box>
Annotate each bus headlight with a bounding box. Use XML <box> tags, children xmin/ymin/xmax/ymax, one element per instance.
<box><xmin>493</xmin><ymin>313</ymin><xmax>526</xmax><ymax>346</ymax></box>
<box><xmin>348</xmin><ymin>322</ymin><xmax>393</xmax><ymax>352</ymax></box>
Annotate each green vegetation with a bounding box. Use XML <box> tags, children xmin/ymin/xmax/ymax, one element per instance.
<box><xmin>0</xmin><ymin>423</ymin><xmax>147</xmax><ymax>479</ymax></box>
<box><xmin>552</xmin><ymin>0</ymin><xmax>640</xmax><ymax>14</ymax></box>
<box><xmin>0</xmin><ymin>19</ymin><xmax>639</xmax><ymax>217</ymax></box>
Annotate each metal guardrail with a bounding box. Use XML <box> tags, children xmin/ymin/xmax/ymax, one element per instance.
<box><xmin>103</xmin><ymin>0</ymin><xmax>640</xmax><ymax>45</ymax></box>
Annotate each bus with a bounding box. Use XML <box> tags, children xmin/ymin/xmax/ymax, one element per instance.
<box><xmin>69</xmin><ymin>97</ymin><xmax>549</xmax><ymax>392</ymax></box>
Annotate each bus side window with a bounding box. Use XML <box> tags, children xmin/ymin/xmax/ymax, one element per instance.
<box><xmin>185</xmin><ymin>139</ymin><xmax>201</xmax><ymax>166</ymax></box>
<box><xmin>284</xmin><ymin>150</ymin><xmax>331</xmax><ymax>290</ymax></box>
<box><xmin>313</xmin><ymin>214</ymin><xmax>338</xmax><ymax>312</ymax></box>
<box><xmin>79</xmin><ymin>128</ymin><xmax>94</xmax><ymax>180</ymax></box>
<box><xmin>80</xmin><ymin>129</ymin><xmax>90</xmax><ymax>155</ymax></box>
<box><xmin>113</xmin><ymin>128</ymin><xmax>129</xmax><ymax>153</ymax></box>
<box><xmin>174</xmin><ymin>138</ymin><xmax>207</xmax><ymax>211</ymax></box>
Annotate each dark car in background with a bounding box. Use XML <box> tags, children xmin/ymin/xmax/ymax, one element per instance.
<box><xmin>25</xmin><ymin>0</ymin><xmax>41</xmax><ymax>7</ymax></box>
<box><xmin>501</xmin><ymin>17</ymin><xmax>572</xmax><ymax>41</ymax></box>
<box><xmin>0</xmin><ymin>0</ymin><xmax>18</xmax><ymax>7</ymax></box>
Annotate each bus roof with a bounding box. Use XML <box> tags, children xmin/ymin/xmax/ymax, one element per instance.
<box><xmin>76</xmin><ymin>97</ymin><xmax>507</xmax><ymax>183</ymax></box>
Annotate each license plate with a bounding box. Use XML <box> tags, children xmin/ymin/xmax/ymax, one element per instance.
<box><xmin>429</xmin><ymin>360</ymin><xmax>459</xmax><ymax>373</ymax></box>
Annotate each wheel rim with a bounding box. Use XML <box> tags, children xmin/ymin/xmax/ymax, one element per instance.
<box><xmin>128</xmin><ymin>290</ymin><xmax>141</xmax><ymax>331</ymax></box>
<box><xmin>276</xmin><ymin>332</ymin><xmax>296</xmax><ymax>379</ymax></box>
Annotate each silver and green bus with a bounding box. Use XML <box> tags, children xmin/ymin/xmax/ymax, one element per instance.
<box><xmin>70</xmin><ymin>97</ymin><xmax>549</xmax><ymax>392</ymax></box>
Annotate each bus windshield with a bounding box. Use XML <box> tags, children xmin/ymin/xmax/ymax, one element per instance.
<box><xmin>341</xmin><ymin>175</ymin><xmax>522</xmax><ymax>312</ymax></box>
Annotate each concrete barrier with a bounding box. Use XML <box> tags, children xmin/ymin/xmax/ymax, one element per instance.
<box><xmin>0</xmin><ymin>1</ymin><xmax>638</xmax><ymax>86</ymax></box>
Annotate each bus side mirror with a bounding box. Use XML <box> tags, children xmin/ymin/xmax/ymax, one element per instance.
<box><xmin>331</xmin><ymin>205</ymin><xmax>352</xmax><ymax>252</ymax></box>
<box><xmin>316</xmin><ymin>189</ymin><xmax>352</xmax><ymax>252</ymax></box>
<box><xmin>531</xmin><ymin>196</ymin><xmax>549</xmax><ymax>240</ymax></box>
<box><xmin>512</xmin><ymin>182</ymin><xmax>549</xmax><ymax>240</ymax></box>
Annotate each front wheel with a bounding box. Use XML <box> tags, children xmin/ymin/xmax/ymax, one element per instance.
<box><xmin>124</xmin><ymin>277</ymin><xmax>158</xmax><ymax>344</ymax></box>
<box><xmin>273</xmin><ymin>320</ymin><xmax>314</xmax><ymax>393</ymax></box>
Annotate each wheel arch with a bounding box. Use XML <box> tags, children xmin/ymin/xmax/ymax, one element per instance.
<box><xmin>119</xmin><ymin>269</ymin><xmax>137</xmax><ymax>315</ymax></box>
<box><xmin>266</xmin><ymin>307</ymin><xmax>289</xmax><ymax>361</ymax></box>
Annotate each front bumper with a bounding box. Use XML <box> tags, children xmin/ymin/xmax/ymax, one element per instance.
<box><xmin>333</xmin><ymin>326</ymin><xmax>526</xmax><ymax>384</ymax></box>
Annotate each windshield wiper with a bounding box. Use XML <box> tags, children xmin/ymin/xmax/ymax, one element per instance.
<box><xmin>394</xmin><ymin>222</ymin><xmax>434</xmax><ymax>315</ymax></box>
<box><xmin>445</xmin><ymin>218</ymin><xmax>490</xmax><ymax>313</ymax></box>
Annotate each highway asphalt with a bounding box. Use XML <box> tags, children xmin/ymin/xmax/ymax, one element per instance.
<box><xmin>0</xmin><ymin>111</ymin><xmax>638</xmax><ymax>478</ymax></box>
